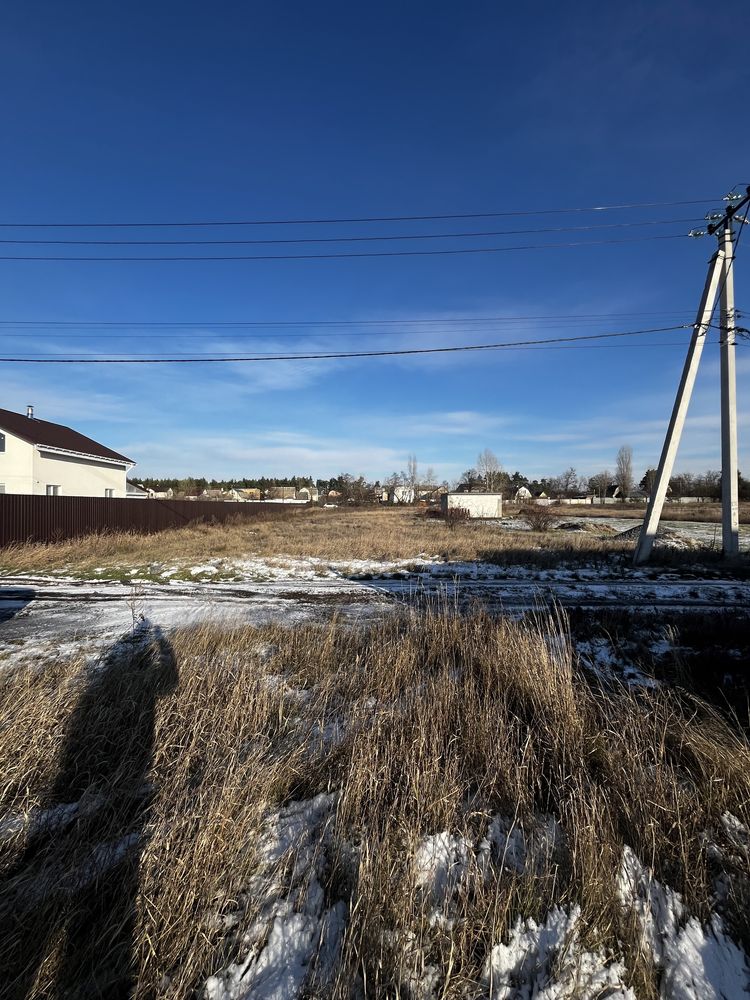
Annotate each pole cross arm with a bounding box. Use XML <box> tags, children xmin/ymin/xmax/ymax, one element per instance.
<box><xmin>706</xmin><ymin>186</ymin><xmax>750</xmax><ymax>235</ymax></box>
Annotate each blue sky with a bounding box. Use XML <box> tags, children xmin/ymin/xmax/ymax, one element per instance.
<box><xmin>1</xmin><ymin>0</ymin><xmax>748</xmax><ymax>484</ymax></box>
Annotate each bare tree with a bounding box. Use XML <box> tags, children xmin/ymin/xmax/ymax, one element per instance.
<box><xmin>615</xmin><ymin>446</ymin><xmax>634</xmax><ymax>499</ymax></box>
<box><xmin>588</xmin><ymin>470</ymin><xmax>610</xmax><ymax>503</ymax></box>
<box><xmin>476</xmin><ymin>448</ymin><xmax>503</xmax><ymax>492</ymax></box>
<box><xmin>406</xmin><ymin>454</ymin><xmax>419</xmax><ymax>503</ymax></box>
<box><xmin>555</xmin><ymin>467</ymin><xmax>578</xmax><ymax>498</ymax></box>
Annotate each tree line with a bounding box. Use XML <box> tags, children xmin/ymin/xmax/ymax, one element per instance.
<box><xmin>136</xmin><ymin>446</ymin><xmax>750</xmax><ymax>503</ymax></box>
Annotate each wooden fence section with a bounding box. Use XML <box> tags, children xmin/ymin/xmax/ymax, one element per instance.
<box><xmin>0</xmin><ymin>495</ymin><xmax>285</xmax><ymax>547</ymax></box>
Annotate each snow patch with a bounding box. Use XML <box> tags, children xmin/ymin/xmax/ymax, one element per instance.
<box><xmin>483</xmin><ymin>905</ymin><xmax>634</xmax><ymax>1000</ymax></box>
<box><xmin>618</xmin><ymin>845</ymin><xmax>750</xmax><ymax>999</ymax></box>
<box><xmin>203</xmin><ymin>793</ymin><xmax>345</xmax><ymax>1000</ymax></box>
<box><xmin>414</xmin><ymin>831</ymin><xmax>470</xmax><ymax>906</ymax></box>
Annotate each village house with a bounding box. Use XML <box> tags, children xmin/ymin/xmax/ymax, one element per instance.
<box><xmin>126</xmin><ymin>480</ymin><xmax>149</xmax><ymax>499</ymax></box>
<box><xmin>229</xmin><ymin>487</ymin><xmax>262</xmax><ymax>502</ymax></box>
<box><xmin>0</xmin><ymin>405</ymin><xmax>135</xmax><ymax>498</ymax></box>
<box><xmin>266</xmin><ymin>486</ymin><xmax>297</xmax><ymax>500</ymax></box>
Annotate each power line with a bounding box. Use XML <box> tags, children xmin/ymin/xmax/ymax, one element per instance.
<box><xmin>0</xmin><ymin>234</ymin><xmax>687</xmax><ymax>262</ymax></box>
<box><xmin>0</xmin><ymin>323</ymin><xmax>697</xmax><ymax>342</ymax></box>
<box><xmin>0</xmin><ymin>217</ymin><xmax>701</xmax><ymax>247</ymax></box>
<box><xmin>0</xmin><ymin>312</ymin><xmax>696</xmax><ymax>340</ymax></box>
<box><xmin>11</xmin><ymin>342</ymin><xmax>699</xmax><ymax>356</ymax></box>
<box><xmin>0</xmin><ymin>309</ymin><xmax>695</xmax><ymax>328</ymax></box>
<box><xmin>0</xmin><ymin>324</ymin><xmax>690</xmax><ymax>363</ymax></box>
<box><xmin>0</xmin><ymin>198</ymin><xmax>715</xmax><ymax>229</ymax></box>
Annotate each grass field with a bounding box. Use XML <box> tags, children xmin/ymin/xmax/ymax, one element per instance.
<box><xmin>2</xmin><ymin>505</ymin><xmax>742</xmax><ymax>578</ymax></box>
<box><xmin>541</xmin><ymin>501</ymin><xmax>750</xmax><ymax>523</ymax></box>
<box><xmin>2</xmin><ymin>610</ymin><xmax>749</xmax><ymax>998</ymax></box>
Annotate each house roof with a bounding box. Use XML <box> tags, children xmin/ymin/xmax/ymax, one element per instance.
<box><xmin>0</xmin><ymin>408</ymin><xmax>134</xmax><ymax>464</ymax></box>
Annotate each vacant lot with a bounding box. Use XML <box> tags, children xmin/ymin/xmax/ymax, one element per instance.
<box><xmin>3</xmin><ymin>506</ymin><xmax>746</xmax><ymax>579</ymax></box>
<box><xmin>2</xmin><ymin>610</ymin><xmax>749</xmax><ymax>998</ymax></box>
<box><xmin>538</xmin><ymin>501</ymin><xmax>750</xmax><ymax>524</ymax></box>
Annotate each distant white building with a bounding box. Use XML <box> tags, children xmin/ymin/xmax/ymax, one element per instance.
<box><xmin>441</xmin><ymin>492</ymin><xmax>503</xmax><ymax>519</ymax></box>
<box><xmin>514</xmin><ymin>486</ymin><xmax>532</xmax><ymax>503</ymax></box>
<box><xmin>127</xmin><ymin>480</ymin><xmax>149</xmax><ymax>499</ymax></box>
<box><xmin>0</xmin><ymin>405</ymin><xmax>134</xmax><ymax>498</ymax></box>
<box><xmin>391</xmin><ymin>485</ymin><xmax>415</xmax><ymax>504</ymax></box>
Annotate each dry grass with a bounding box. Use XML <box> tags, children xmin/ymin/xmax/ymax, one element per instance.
<box><xmin>1</xmin><ymin>610</ymin><xmax>748</xmax><ymax>997</ymax></box>
<box><xmin>0</xmin><ymin>507</ymin><xmax>639</xmax><ymax>576</ymax></box>
<box><xmin>546</xmin><ymin>501</ymin><xmax>750</xmax><ymax>524</ymax></box>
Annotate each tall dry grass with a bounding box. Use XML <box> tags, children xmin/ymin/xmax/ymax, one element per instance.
<box><xmin>1</xmin><ymin>609</ymin><xmax>748</xmax><ymax>997</ymax></box>
<box><xmin>0</xmin><ymin>507</ymin><xmax>638</xmax><ymax>576</ymax></box>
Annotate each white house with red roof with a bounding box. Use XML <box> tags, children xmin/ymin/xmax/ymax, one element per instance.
<box><xmin>0</xmin><ymin>406</ymin><xmax>135</xmax><ymax>497</ymax></box>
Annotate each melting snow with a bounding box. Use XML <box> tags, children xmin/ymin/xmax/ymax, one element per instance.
<box><xmin>618</xmin><ymin>845</ymin><xmax>750</xmax><ymax>999</ymax></box>
<box><xmin>203</xmin><ymin>793</ymin><xmax>345</xmax><ymax>1000</ymax></box>
<box><xmin>483</xmin><ymin>905</ymin><xmax>634</xmax><ymax>1000</ymax></box>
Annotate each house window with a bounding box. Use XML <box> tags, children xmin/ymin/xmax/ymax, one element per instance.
<box><xmin>105</xmin><ymin>488</ymin><xmax>114</xmax><ymax>498</ymax></box>
<box><xmin>0</xmin><ymin>433</ymin><xmax>5</xmax><ymax>451</ymax></box>
<box><xmin>46</xmin><ymin>485</ymin><xmax>61</xmax><ymax>496</ymax></box>
<box><xmin>0</xmin><ymin>484</ymin><xmax>5</xmax><ymax>494</ymax></box>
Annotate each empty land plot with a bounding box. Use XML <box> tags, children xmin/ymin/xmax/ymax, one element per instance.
<box><xmin>1</xmin><ymin>610</ymin><xmax>749</xmax><ymax>998</ymax></box>
<box><xmin>0</xmin><ymin>507</ymin><xmax>720</xmax><ymax>579</ymax></box>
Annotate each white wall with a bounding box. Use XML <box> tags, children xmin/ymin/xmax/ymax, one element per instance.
<box><xmin>0</xmin><ymin>431</ymin><xmax>34</xmax><ymax>494</ymax></box>
<box><xmin>441</xmin><ymin>493</ymin><xmax>503</xmax><ymax>518</ymax></box>
<box><xmin>1</xmin><ymin>430</ymin><xmax>131</xmax><ymax>496</ymax></box>
<box><xmin>32</xmin><ymin>450</ymin><xmax>128</xmax><ymax>496</ymax></box>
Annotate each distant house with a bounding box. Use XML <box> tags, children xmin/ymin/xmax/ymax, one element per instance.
<box><xmin>391</xmin><ymin>485</ymin><xmax>415</xmax><ymax>504</ymax></box>
<box><xmin>0</xmin><ymin>405</ymin><xmax>134</xmax><ymax>498</ymax></box>
<box><xmin>147</xmin><ymin>487</ymin><xmax>174</xmax><ymax>500</ymax></box>
<box><xmin>267</xmin><ymin>486</ymin><xmax>297</xmax><ymax>500</ymax></box>
<box><xmin>592</xmin><ymin>484</ymin><xmax>622</xmax><ymax>505</ymax></box>
<box><xmin>201</xmin><ymin>489</ymin><xmax>227</xmax><ymax>501</ymax></box>
<box><xmin>296</xmin><ymin>486</ymin><xmax>319</xmax><ymax>502</ymax></box>
<box><xmin>127</xmin><ymin>480</ymin><xmax>149</xmax><ymax>500</ymax></box>
<box><xmin>514</xmin><ymin>486</ymin><xmax>532</xmax><ymax>503</ymax></box>
<box><xmin>230</xmin><ymin>487</ymin><xmax>262</xmax><ymax>502</ymax></box>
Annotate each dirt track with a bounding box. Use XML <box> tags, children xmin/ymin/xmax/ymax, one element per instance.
<box><xmin>1</xmin><ymin>571</ymin><xmax>748</xmax><ymax>664</ymax></box>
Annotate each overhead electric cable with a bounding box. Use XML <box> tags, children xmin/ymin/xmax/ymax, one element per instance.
<box><xmin>0</xmin><ymin>198</ymin><xmax>714</xmax><ymax>228</ymax></box>
<box><xmin>0</xmin><ymin>324</ymin><xmax>690</xmax><ymax>363</ymax></box>
<box><xmin>0</xmin><ymin>234</ymin><xmax>687</xmax><ymax>262</ymax></box>
<box><xmin>0</xmin><ymin>309</ymin><xmax>694</xmax><ymax>328</ymax></box>
<box><xmin>0</xmin><ymin>217</ymin><xmax>700</xmax><ymax>246</ymax></box>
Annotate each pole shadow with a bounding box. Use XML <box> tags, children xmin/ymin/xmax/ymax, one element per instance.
<box><xmin>0</xmin><ymin>586</ymin><xmax>36</xmax><ymax>624</ymax></box>
<box><xmin>0</xmin><ymin>618</ymin><xmax>178</xmax><ymax>999</ymax></box>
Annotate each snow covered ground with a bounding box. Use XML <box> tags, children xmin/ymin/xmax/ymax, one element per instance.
<box><xmin>1</xmin><ymin>539</ymin><xmax>748</xmax><ymax>669</ymax></box>
<box><xmin>202</xmin><ymin>801</ymin><xmax>750</xmax><ymax>999</ymax></box>
<box><xmin>2</xmin><ymin>539</ymin><xmax>748</xmax><ymax>998</ymax></box>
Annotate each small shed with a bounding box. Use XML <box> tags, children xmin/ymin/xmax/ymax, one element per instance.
<box><xmin>441</xmin><ymin>492</ymin><xmax>503</xmax><ymax>519</ymax></box>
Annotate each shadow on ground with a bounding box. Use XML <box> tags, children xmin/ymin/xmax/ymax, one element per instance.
<box><xmin>0</xmin><ymin>618</ymin><xmax>178</xmax><ymax>999</ymax></box>
<box><xmin>0</xmin><ymin>587</ymin><xmax>36</xmax><ymax>624</ymax></box>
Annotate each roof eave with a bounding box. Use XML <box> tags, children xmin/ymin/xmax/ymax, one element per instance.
<box><xmin>35</xmin><ymin>443</ymin><xmax>135</xmax><ymax>468</ymax></box>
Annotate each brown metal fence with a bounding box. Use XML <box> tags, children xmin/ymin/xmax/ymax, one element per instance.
<box><xmin>0</xmin><ymin>495</ymin><xmax>289</xmax><ymax>547</ymax></box>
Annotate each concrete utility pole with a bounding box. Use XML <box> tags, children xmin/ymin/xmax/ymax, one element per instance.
<box><xmin>633</xmin><ymin>186</ymin><xmax>749</xmax><ymax>566</ymax></box>
<box><xmin>720</xmin><ymin>217</ymin><xmax>739</xmax><ymax>555</ymax></box>
<box><xmin>632</xmin><ymin>248</ymin><xmax>725</xmax><ymax>565</ymax></box>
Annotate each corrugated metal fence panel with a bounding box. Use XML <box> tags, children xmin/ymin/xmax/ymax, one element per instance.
<box><xmin>0</xmin><ymin>496</ymin><xmax>286</xmax><ymax>547</ymax></box>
